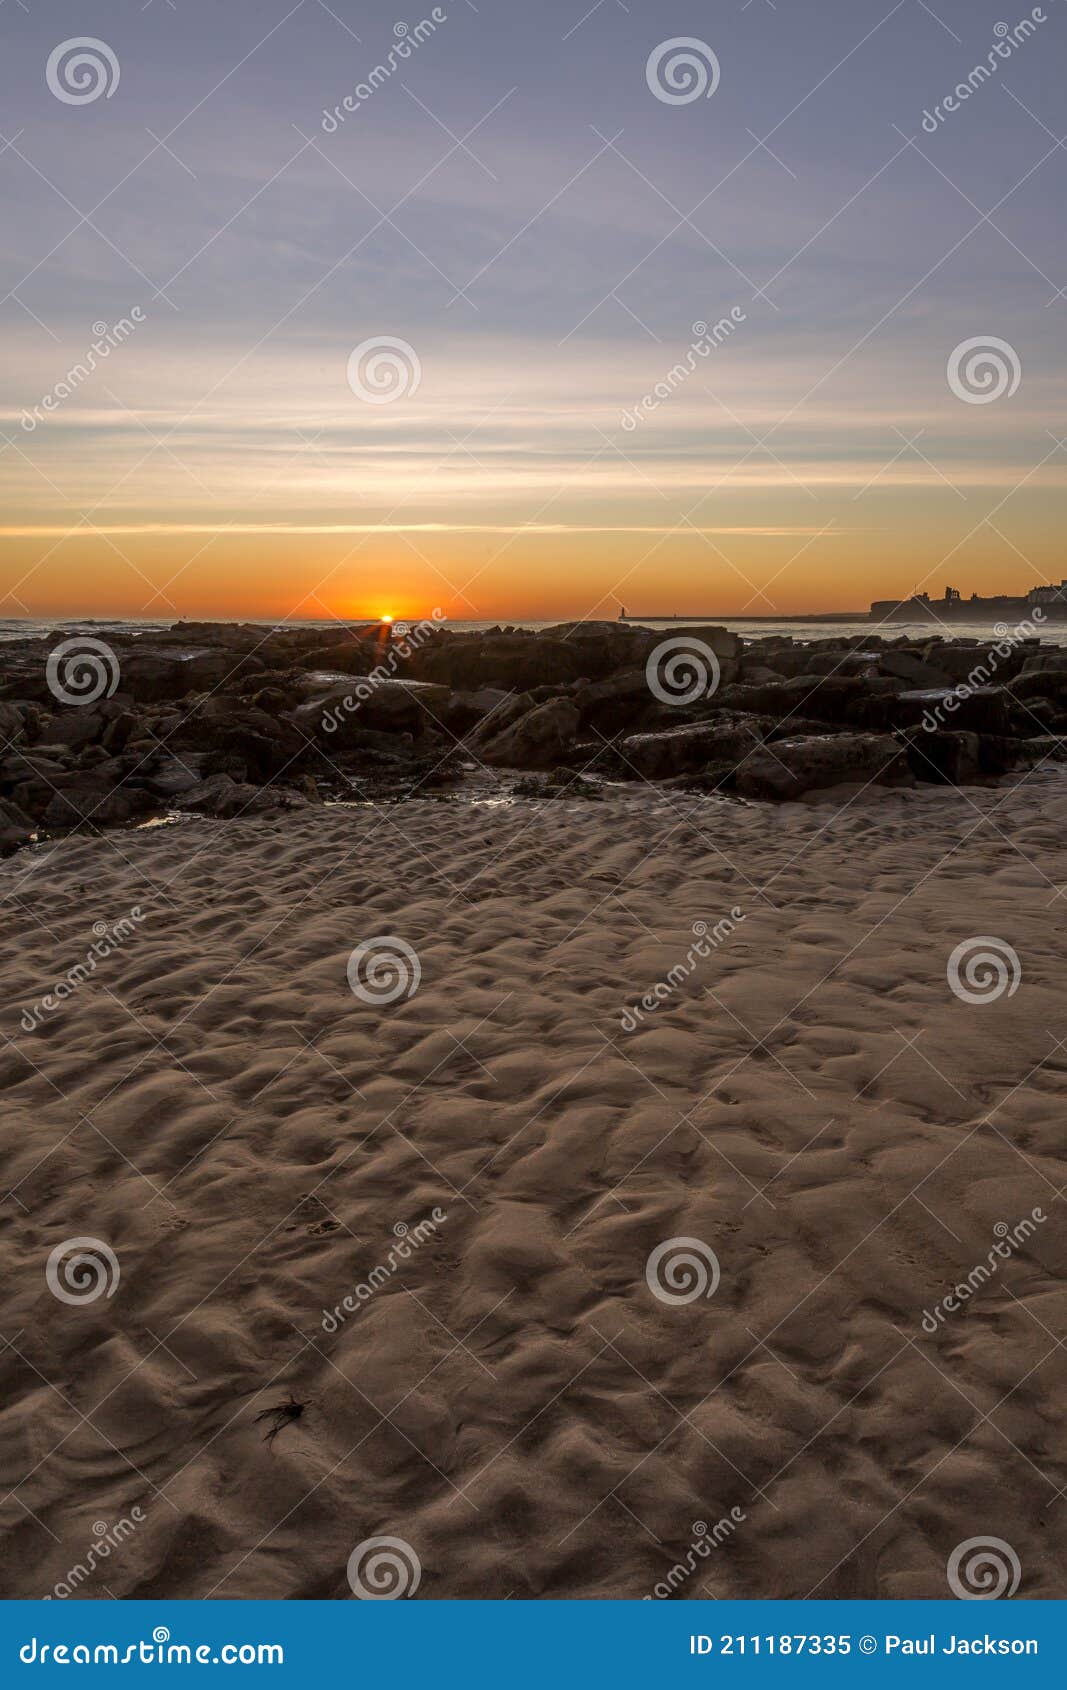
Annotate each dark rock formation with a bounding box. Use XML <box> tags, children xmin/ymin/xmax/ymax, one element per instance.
<box><xmin>0</xmin><ymin>617</ymin><xmax>1061</xmax><ymax>848</ymax></box>
<box><xmin>734</xmin><ymin>733</ymin><xmax>910</xmax><ymax>801</ymax></box>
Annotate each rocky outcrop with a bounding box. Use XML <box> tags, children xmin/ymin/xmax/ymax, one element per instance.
<box><xmin>0</xmin><ymin>797</ymin><xmax>35</xmax><ymax>851</ymax></box>
<box><xmin>479</xmin><ymin>697</ymin><xmax>580</xmax><ymax>767</ymax></box>
<box><xmin>621</xmin><ymin>720</ymin><xmax>767</xmax><ymax>780</ymax></box>
<box><xmin>878</xmin><ymin>650</ymin><xmax>953</xmax><ymax>688</ymax></box>
<box><xmin>0</xmin><ymin>618</ymin><xmax>1061</xmax><ymax>846</ymax></box>
<box><xmin>290</xmin><ymin>678</ymin><xmax>451</xmax><ymax>742</ymax></box>
<box><xmin>178</xmin><ymin>774</ymin><xmax>311</xmax><ymax>817</ymax></box>
<box><xmin>734</xmin><ymin>733</ymin><xmax>911</xmax><ymax>801</ymax></box>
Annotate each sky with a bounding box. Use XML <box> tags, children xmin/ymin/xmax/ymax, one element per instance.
<box><xmin>1</xmin><ymin>0</ymin><xmax>1065</xmax><ymax>622</ymax></box>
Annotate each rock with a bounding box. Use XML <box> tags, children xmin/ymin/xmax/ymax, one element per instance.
<box><xmin>408</xmin><ymin>622</ymin><xmax>743</xmax><ymax>692</ymax></box>
<box><xmin>174</xmin><ymin>700</ymin><xmax>308</xmax><ymax>777</ymax></box>
<box><xmin>739</xmin><ymin>664</ymin><xmax>785</xmax><ymax>685</ymax></box>
<box><xmin>1020</xmin><ymin>650</ymin><xmax>1067</xmax><ymax>674</ymax></box>
<box><xmin>888</xmin><ymin>686</ymin><xmax>1012</xmax><ymax>736</ymax></box>
<box><xmin>434</xmin><ymin>688</ymin><xmax>510</xmax><ymax>735</ymax></box>
<box><xmin>479</xmin><ymin>697</ymin><xmax>580</xmax><ymax>768</ymax></box>
<box><xmin>42</xmin><ymin>774</ymin><xmax>156</xmax><ymax>828</ymax></box>
<box><xmin>411</xmin><ymin>633</ymin><xmax>582</xmax><ymax>690</ymax></box>
<box><xmin>38</xmin><ymin>709</ymin><xmax>106</xmax><ymax>749</ymax></box>
<box><xmin>717</xmin><ymin>674</ymin><xmax>893</xmax><ymax>729</ymax></box>
<box><xmin>466</xmin><ymin>693</ymin><xmax>536</xmax><ymax>745</ymax></box>
<box><xmin>115</xmin><ymin>654</ymin><xmax>187</xmax><ymax>702</ymax></box>
<box><xmin>1014</xmin><ymin>734</ymin><xmax>1067</xmax><ymax>764</ymax></box>
<box><xmin>621</xmin><ymin>720</ymin><xmax>765</xmax><ymax>779</ymax></box>
<box><xmin>294</xmin><ymin>642</ymin><xmax>380</xmax><ymax>676</ymax></box>
<box><xmin>0</xmin><ymin>617</ymin><xmax>1052</xmax><ymax>839</ymax></box>
<box><xmin>513</xmin><ymin>770</ymin><xmax>603</xmax><ymax>800</ymax></box>
<box><xmin>177</xmin><ymin>774</ymin><xmax>310</xmax><ymax>818</ymax></box>
<box><xmin>0</xmin><ymin>797</ymin><xmax>35</xmax><ymax>851</ymax></box>
<box><xmin>1010</xmin><ymin>669</ymin><xmax>1067</xmax><ymax>704</ymax></box>
<box><xmin>905</xmin><ymin>729</ymin><xmax>982</xmax><ymax>785</ymax></box>
<box><xmin>0</xmin><ymin>752</ymin><xmax>69</xmax><ymax>782</ymax></box>
<box><xmin>0</xmin><ymin>700</ymin><xmax>33</xmax><ymax>739</ymax></box>
<box><xmin>101</xmin><ymin>711</ymin><xmax>138</xmax><ymax>752</ymax></box>
<box><xmin>152</xmin><ymin>621</ymin><xmax>269</xmax><ymax>649</ymax></box>
<box><xmin>879</xmin><ymin>650</ymin><xmax>953</xmax><ymax>688</ymax></box>
<box><xmin>290</xmin><ymin>678</ymin><xmax>450</xmax><ymax>741</ymax></box>
<box><xmin>144</xmin><ymin>756</ymin><xmax>205</xmax><ymax>798</ymax></box>
<box><xmin>734</xmin><ymin>733</ymin><xmax>910</xmax><ymax>801</ymax></box>
<box><xmin>574</xmin><ymin>670</ymin><xmax>653</xmax><ymax>734</ymax></box>
<box><xmin>622</xmin><ymin>622</ymin><xmax>741</xmax><ymax>659</ymax></box>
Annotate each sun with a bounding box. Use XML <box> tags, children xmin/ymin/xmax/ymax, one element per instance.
<box><xmin>380</xmin><ymin>613</ymin><xmax>393</xmax><ymax>623</ymax></box>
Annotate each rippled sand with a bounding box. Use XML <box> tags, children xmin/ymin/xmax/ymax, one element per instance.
<box><xmin>1</xmin><ymin>772</ymin><xmax>1065</xmax><ymax>1599</ymax></box>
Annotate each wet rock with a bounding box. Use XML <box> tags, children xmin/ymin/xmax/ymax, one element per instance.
<box><xmin>435</xmin><ymin>688</ymin><xmax>511</xmax><ymax>734</ymax></box>
<box><xmin>0</xmin><ymin>700</ymin><xmax>35</xmax><ymax>739</ymax></box>
<box><xmin>717</xmin><ymin>674</ymin><xmax>895</xmax><ymax>729</ymax></box>
<box><xmin>513</xmin><ymin>770</ymin><xmax>603</xmax><ymax>800</ymax></box>
<box><xmin>887</xmin><ymin>686</ymin><xmax>1012</xmax><ymax>736</ymax></box>
<box><xmin>879</xmin><ymin>650</ymin><xmax>953</xmax><ymax>688</ymax></box>
<box><xmin>738</xmin><ymin>663</ymin><xmax>785</xmax><ymax>685</ymax></box>
<box><xmin>905</xmin><ymin>729</ymin><xmax>982</xmax><ymax>785</ymax></box>
<box><xmin>411</xmin><ymin>633</ymin><xmax>582</xmax><ymax>690</ymax></box>
<box><xmin>1010</xmin><ymin>669</ymin><xmax>1067</xmax><ymax>705</ymax></box>
<box><xmin>173</xmin><ymin>699</ymin><xmax>308</xmax><ymax>778</ymax></box>
<box><xmin>466</xmin><ymin>692</ymin><xmax>536</xmax><ymax>746</ymax></box>
<box><xmin>177</xmin><ymin>774</ymin><xmax>312</xmax><ymax>818</ymax></box>
<box><xmin>573</xmin><ymin>670</ymin><xmax>653</xmax><ymax>734</ymax></box>
<box><xmin>42</xmin><ymin>772</ymin><xmax>156</xmax><ymax>828</ymax></box>
<box><xmin>734</xmin><ymin>733</ymin><xmax>910</xmax><ymax>801</ymax></box>
<box><xmin>0</xmin><ymin>797</ymin><xmax>35</xmax><ymax>852</ymax></box>
<box><xmin>37</xmin><ymin>709</ymin><xmax>106</xmax><ymax>749</ymax></box>
<box><xmin>144</xmin><ymin>756</ymin><xmax>206</xmax><ymax>798</ymax></box>
<box><xmin>1020</xmin><ymin>650</ymin><xmax>1067</xmax><ymax>674</ymax></box>
<box><xmin>621</xmin><ymin>720</ymin><xmax>766</xmax><ymax>779</ymax></box>
<box><xmin>480</xmin><ymin>697</ymin><xmax>580</xmax><ymax>768</ymax></box>
<box><xmin>290</xmin><ymin>678</ymin><xmax>450</xmax><ymax>742</ymax></box>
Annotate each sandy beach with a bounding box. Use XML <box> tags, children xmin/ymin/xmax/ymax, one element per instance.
<box><xmin>2</xmin><ymin>769</ymin><xmax>1065</xmax><ymax>1600</ymax></box>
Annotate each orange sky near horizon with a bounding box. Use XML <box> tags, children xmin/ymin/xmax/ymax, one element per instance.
<box><xmin>2</xmin><ymin>509</ymin><xmax>1062</xmax><ymax>625</ymax></box>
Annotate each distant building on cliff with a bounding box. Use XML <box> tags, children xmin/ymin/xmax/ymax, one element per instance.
<box><xmin>870</xmin><ymin>583</ymin><xmax>1067</xmax><ymax>623</ymax></box>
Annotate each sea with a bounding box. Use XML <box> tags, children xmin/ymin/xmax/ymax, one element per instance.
<box><xmin>3</xmin><ymin>616</ymin><xmax>1067</xmax><ymax>647</ymax></box>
